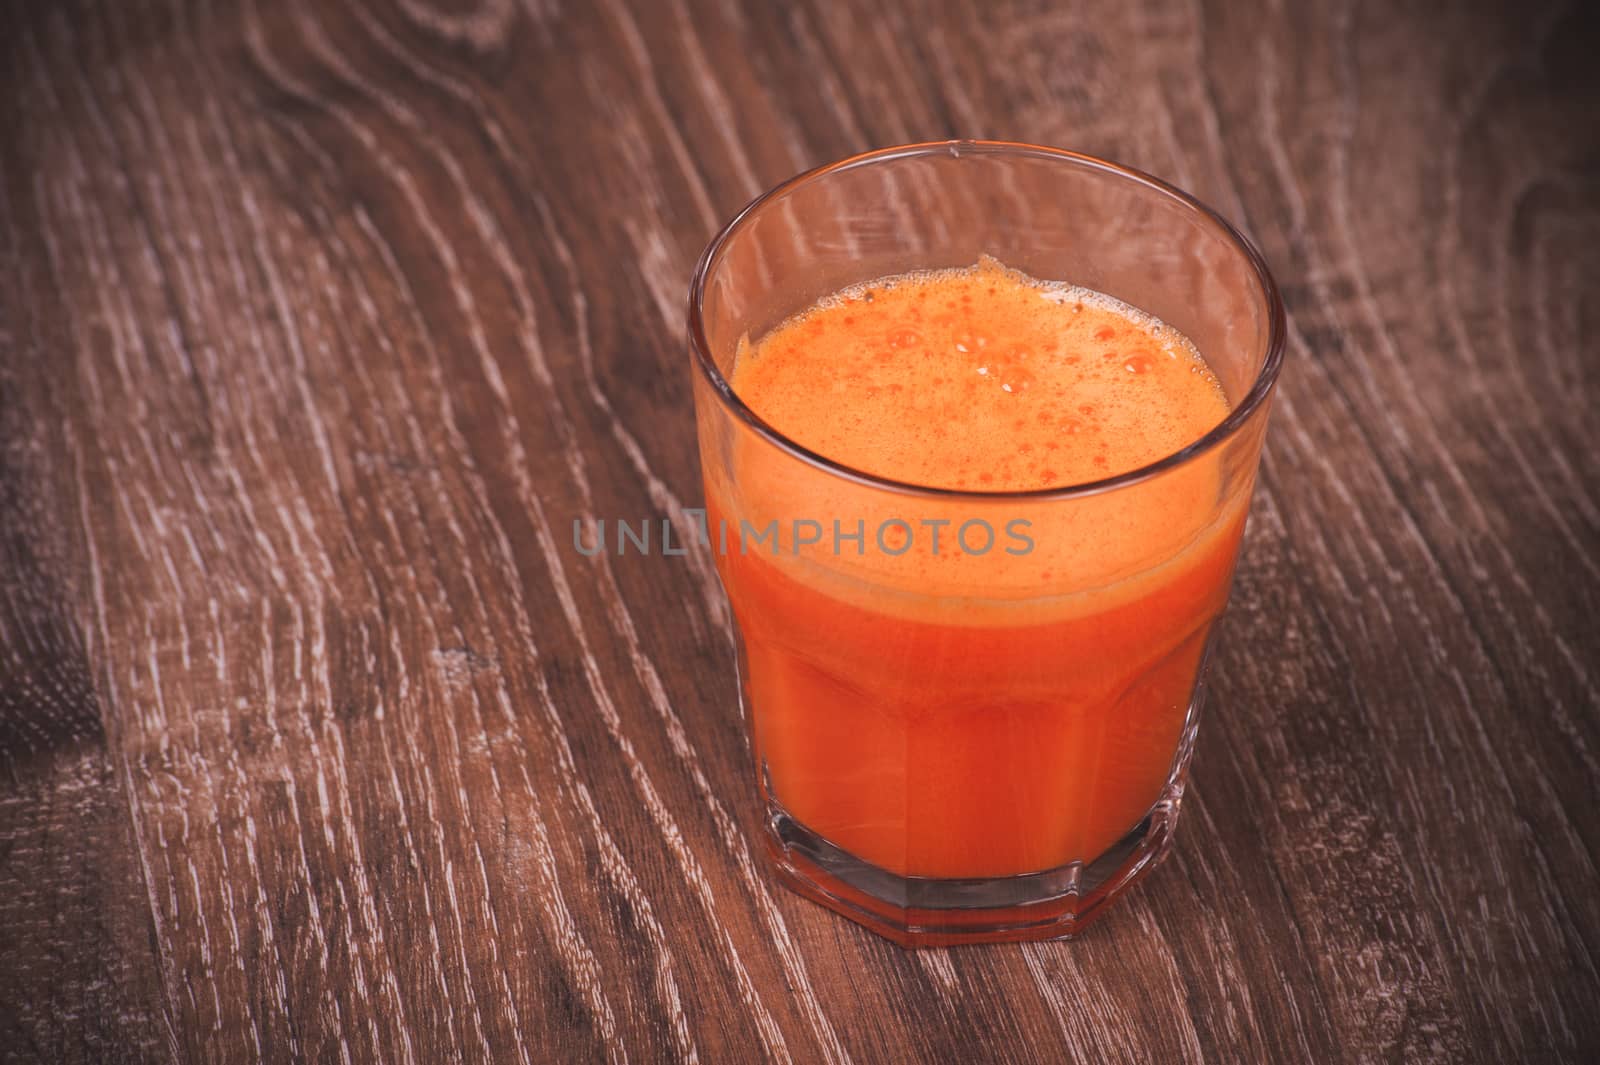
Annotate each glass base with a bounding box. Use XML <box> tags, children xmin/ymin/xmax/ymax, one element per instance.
<box><xmin>763</xmin><ymin>799</ymin><xmax>1177</xmax><ymax>947</ymax></box>
<box><xmin>757</xmin><ymin>678</ymin><xmax>1208</xmax><ymax>947</ymax></box>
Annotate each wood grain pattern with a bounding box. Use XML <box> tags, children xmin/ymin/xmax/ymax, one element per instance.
<box><xmin>1</xmin><ymin>0</ymin><xmax>1595</xmax><ymax>1061</ymax></box>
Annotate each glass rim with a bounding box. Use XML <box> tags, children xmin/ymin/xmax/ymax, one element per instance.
<box><xmin>686</xmin><ymin>139</ymin><xmax>1287</xmax><ymax>501</ymax></box>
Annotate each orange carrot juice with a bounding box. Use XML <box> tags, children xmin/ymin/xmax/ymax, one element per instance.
<box><xmin>702</xmin><ymin>258</ymin><xmax>1248</xmax><ymax>882</ymax></box>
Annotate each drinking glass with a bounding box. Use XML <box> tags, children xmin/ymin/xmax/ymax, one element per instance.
<box><xmin>688</xmin><ymin>141</ymin><xmax>1284</xmax><ymax>945</ymax></box>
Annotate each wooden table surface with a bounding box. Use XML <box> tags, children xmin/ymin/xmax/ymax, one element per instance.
<box><xmin>3</xmin><ymin>0</ymin><xmax>1597</xmax><ymax>1061</ymax></box>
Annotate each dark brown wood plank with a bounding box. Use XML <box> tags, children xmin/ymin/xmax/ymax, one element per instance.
<box><xmin>0</xmin><ymin>179</ymin><xmax>171</xmax><ymax>1062</ymax></box>
<box><xmin>0</xmin><ymin>0</ymin><xmax>1595</xmax><ymax>1062</ymax></box>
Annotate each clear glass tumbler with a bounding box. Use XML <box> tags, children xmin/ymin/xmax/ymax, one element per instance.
<box><xmin>688</xmin><ymin>141</ymin><xmax>1284</xmax><ymax>945</ymax></box>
